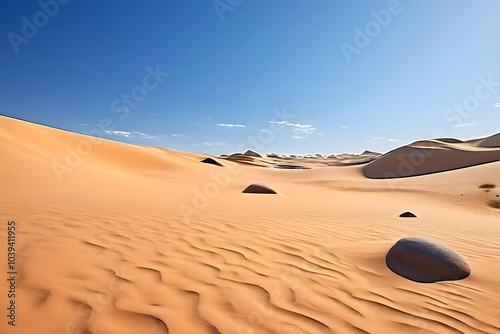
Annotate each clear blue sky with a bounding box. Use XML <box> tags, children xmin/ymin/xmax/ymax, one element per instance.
<box><xmin>1</xmin><ymin>0</ymin><xmax>500</xmax><ymax>155</ymax></box>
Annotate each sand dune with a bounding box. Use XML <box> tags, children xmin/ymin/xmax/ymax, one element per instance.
<box><xmin>1</xmin><ymin>115</ymin><xmax>500</xmax><ymax>334</ymax></box>
<box><xmin>363</xmin><ymin>136</ymin><xmax>500</xmax><ymax>179</ymax></box>
<box><xmin>477</xmin><ymin>133</ymin><xmax>500</xmax><ymax>148</ymax></box>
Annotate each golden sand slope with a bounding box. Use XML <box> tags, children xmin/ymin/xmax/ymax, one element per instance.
<box><xmin>1</xmin><ymin>116</ymin><xmax>500</xmax><ymax>334</ymax></box>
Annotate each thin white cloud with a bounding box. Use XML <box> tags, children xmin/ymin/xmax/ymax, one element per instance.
<box><xmin>270</xmin><ymin>121</ymin><xmax>310</xmax><ymax>128</ymax></box>
<box><xmin>365</xmin><ymin>137</ymin><xmax>403</xmax><ymax>145</ymax></box>
<box><xmin>292</xmin><ymin>126</ymin><xmax>316</xmax><ymax>136</ymax></box>
<box><xmin>289</xmin><ymin>123</ymin><xmax>312</xmax><ymax>128</ymax></box>
<box><xmin>202</xmin><ymin>141</ymin><xmax>227</xmax><ymax>146</ymax></box>
<box><xmin>120</xmin><ymin>131</ymin><xmax>153</xmax><ymax>139</ymax></box>
<box><xmin>269</xmin><ymin>121</ymin><xmax>289</xmax><ymax>125</ymax></box>
<box><xmin>133</xmin><ymin>131</ymin><xmax>157</xmax><ymax>139</ymax></box>
<box><xmin>269</xmin><ymin>121</ymin><xmax>316</xmax><ymax>138</ymax></box>
<box><xmin>216</xmin><ymin>123</ymin><xmax>246</xmax><ymax>128</ymax></box>
<box><xmin>493</xmin><ymin>103</ymin><xmax>500</xmax><ymax>108</ymax></box>
<box><xmin>113</xmin><ymin>107</ymin><xmax>129</xmax><ymax>115</ymax></box>
<box><xmin>341</xmin><ymin>125</ymin><xmax>349</xmax><ymax>128</ymax></box>
<box><xmin>80</xmin><ymin>122</ymin><xmax>103</xmax><ymax>127</ymax></box>
<box><xmin>106</xmin><ymin>130</ymin><xmax>131</xmax><ymax>137</ymax></box>
<box><xmin>453</xmin><ymin>122</ymin><xmax>477</xmax><ymax>128</ymax></box>
<box><xmin>105</xmin><ymin>130</ymin><xmax>182</xmax><ymax>141</ymax></box>
<box><xmin>269</xmin><ymin>121</ymin><xmax>312</xmax><ymax>128</ymax></box>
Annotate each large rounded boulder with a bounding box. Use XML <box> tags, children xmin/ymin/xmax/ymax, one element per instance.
<box><xmin>386</xmin><ymin>238</ymin><xmax>471</xmax><ymax>283</ymax></box>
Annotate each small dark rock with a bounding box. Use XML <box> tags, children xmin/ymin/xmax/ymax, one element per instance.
<box><xmin>201</xmin><ymin>157</ymin><xmax>223</xmax><ymax>167</ymax></box>
<box><xmin>399</xmin><ymin>211</ymin><xmax>417</xmax><ymax>218</ymax></box>
<box><xmin>242</xmin><ymin>183</ymin><xmax>277</xmax><ymax>194</ymax></box>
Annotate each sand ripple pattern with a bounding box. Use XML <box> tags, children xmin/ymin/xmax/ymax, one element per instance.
<box><xmin>1</xmin><ymin>203</ymin><xmax>499</xmax><ymax>334</ymax></box>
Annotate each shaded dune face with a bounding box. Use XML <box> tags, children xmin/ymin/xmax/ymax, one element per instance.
<box><xmin>274</xmin><ymin>164</ymin><xmax>311</xmax><ymax>170</ymax></box>
<box><xmin>479</xmin><ymin>133</ymin><xmax>500</xmax><ymax>148</ymax></box>
<box><xmin>242</xmin><ymin>183</ymin><xmax>278</xmax><ymax>194</ymax></box>
<box><xmin>386</xmin><ymin>238</ymin><xmax>471</xmax><ymax>283</ymax></box>
<box><xmin>363</xmin><ymin>142</ymin><xmax>500</xmax><ymax>179</ymax></box>
<box><xmin>435</xmin><ymin>138</ymin><xmax>465</xmax><ymax>144</ymax></box>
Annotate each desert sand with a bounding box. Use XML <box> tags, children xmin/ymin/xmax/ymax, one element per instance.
<box><xmin>1</xmin><ymin>115</ymin><xmax>500</xmax><ymax>334</ymax></box>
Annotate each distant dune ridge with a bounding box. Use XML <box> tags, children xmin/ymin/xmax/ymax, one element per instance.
<box><xmin>363</xmin><ymin>135</ymin><xmax>500</xmax><ymax>179</ymax></box>
<box><xmin>221</xmin><ymin>150</ymin><xmax>381</xmax><ymax>169</ymax></box>
<box><xmin>478</xmin><ymin>133</ymin><xmax>500</xmax><ymax>148</ymax></box>
<box><xmin>243</xmin><ymin>149</ymin><xmax>262</xmax><ymax>158</ymax></box>
<box><xmin>1</xmin><ymin>115</ymin><xmax>500</xmax><ymax>334</ymax></box>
